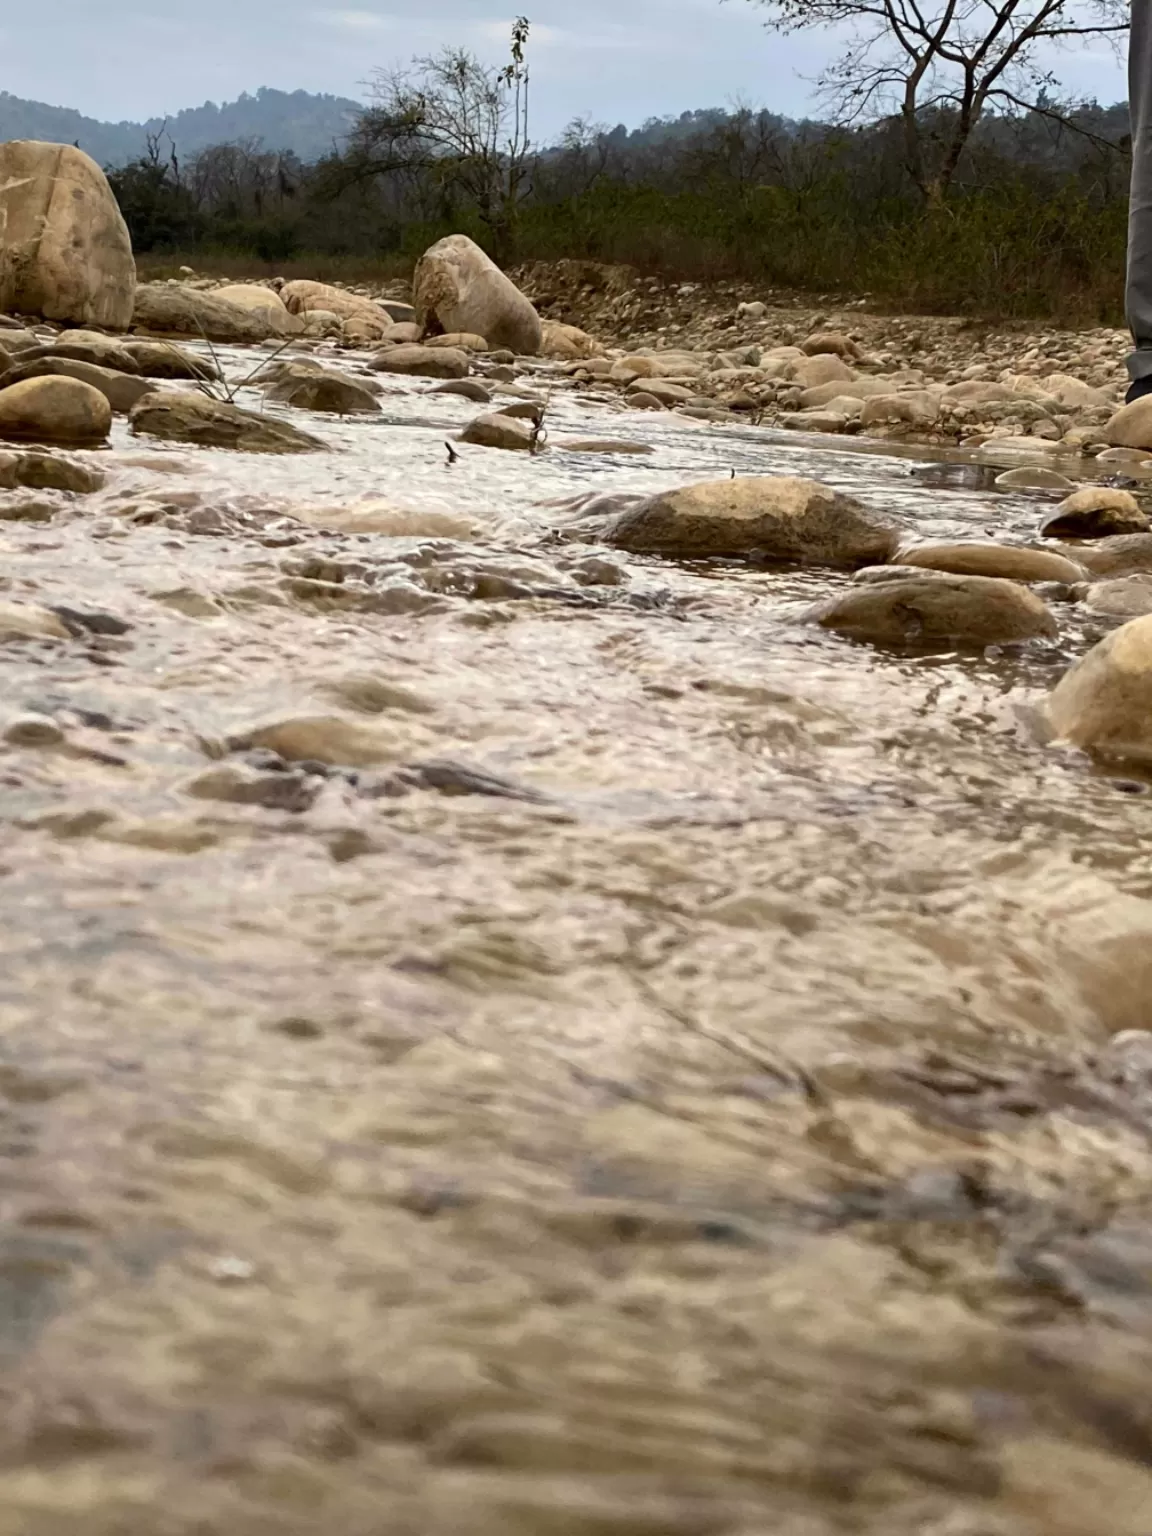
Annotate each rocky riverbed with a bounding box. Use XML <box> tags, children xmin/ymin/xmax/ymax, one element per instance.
<box><xmin>6</xmin><ymin>289</ymin><xmax>1152</xmax><ymax>1536</ymax></box>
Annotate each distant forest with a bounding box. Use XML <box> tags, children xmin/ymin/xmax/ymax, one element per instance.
<box><xmin>0</xmin><ymin>87</ymin><xmax>360</xmax><ymax>164</ymax></box>
<box><xmin>98</xmin><ymin>90</ymin><xmax>1132</xmax><ymax>321</ymax></box>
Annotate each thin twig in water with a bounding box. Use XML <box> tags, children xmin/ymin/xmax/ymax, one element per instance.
<box><xmin>529</xmin><ymin>386</ymin><xmax>553</xmax><ymax>455</ymax></box>
<box><xmin>160</xmin><ymin>329</ymin><xmax>296</xmax><ymax>407</ymax></box>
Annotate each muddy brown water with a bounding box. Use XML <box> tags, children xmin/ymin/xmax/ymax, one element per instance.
<box><xmin>4</xmin><ymin>346</ymin><xmax>1152</xmax><ymax>1534</ymax></box>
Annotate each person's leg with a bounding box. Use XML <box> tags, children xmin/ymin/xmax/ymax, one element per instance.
<box><xmin>1128</xmin><ymin>0</ymin><xmax>1152</xmax><ymax>395</ymax></box>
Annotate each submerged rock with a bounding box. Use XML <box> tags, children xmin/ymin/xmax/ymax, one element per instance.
<box><xmin>128</xmin><ymin>392</ymin><xmax>328</xmax><ymax>453</ymax></box>
<box><xmin>811</xmin><ymin>573</ymin><xmax>1057</xmax><ymax>647</ymax></box>
<box><xmin>896</xmin><ymin>541</ymin><xmax>1085</xmax><ymax>583</ymax></box>
<box><xmin>1046</xmin><ymin>614</ymin><xmax>1152</xmax><ymax>763</ymax></box>
<box><xmin>1042</xmin><ymin>488</ymin><xmax>1150</xmax><ymax>539</ymax></box>
<box><xmin>560</xmin><ymin>439</ymin><xmax>654</xmax><ymax>455</ymax></box>
<box><xmin>225</xmin><ymin>714</ymin><xmax>407</xmax><ymax>767</ymax></box>
<box><xmin>0</xmin><ymin>448</ymin><xmax>104</xmax><ymax>493</ymax></box>
<box><xmin>602</xmin><ymin>476</ymin><xmax>898</xmax><ymax>568</ymax></box>
<box><xmin>1082</xmin><ymin>576</ymin><xmax>1152</xmax><ymax>618</ymax></box>
<box><xmin>994</xmin><ymin>466</ymin><xmax>1076</xmax><ymax>492</ymax></box>
<box><xmin>0</xmin><ymin>376</ymin><xmax>112</xmax><ymax>444</ymax></box>
<box><xmin>1060</xmin><ymin>534</ymin><xmax>1152</xmax><ymax>578</ymax></box>
<box><xmin>0</xmin><ymin>600</ymin><xmax>70</xmax><ymax>640</ymax></box>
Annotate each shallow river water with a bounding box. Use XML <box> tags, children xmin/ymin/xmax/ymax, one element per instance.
<box><xmin>4</xmin><ymin>345</ymin><xmax>1152</xmax><ymax>1535</ymax></box>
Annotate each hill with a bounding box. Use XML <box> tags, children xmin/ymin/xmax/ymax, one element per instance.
<box><xmin>0</xmin><ymin>87</ymin><xmax>361</xmax><ymax>166</ymax></box>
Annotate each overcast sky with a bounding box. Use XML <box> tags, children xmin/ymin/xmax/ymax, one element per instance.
<box><xmin>0</xmin><ymin>1</ymin><xmax>1131</xmax><ymax>137</ymax></box>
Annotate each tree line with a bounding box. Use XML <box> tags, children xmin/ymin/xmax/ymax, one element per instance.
<box><xmin>107</xmin><ymin>5</ymin><xmax>1136</xmax><ymax>322</ymax></box>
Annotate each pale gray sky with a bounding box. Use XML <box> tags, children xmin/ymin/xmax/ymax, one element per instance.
<box><xmin>0</xmin><ymin>1</ymin><xmax>1130</xmax><ymax>136</ymax></box>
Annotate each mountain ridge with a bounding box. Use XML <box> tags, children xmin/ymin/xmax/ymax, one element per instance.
<box><xmin>0</xmin><ymin>87</ymin><xmax>361</xmax><ymax>167</ymax></box>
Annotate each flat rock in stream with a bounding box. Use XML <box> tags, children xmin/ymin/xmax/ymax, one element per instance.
<box><xmin>430</xmin><ymin>378</ymin><xmax>492</xmax><ymax>403</ymax></box>
<box><xmin>811</xmin><ymin>573</ymin><xmax>1057</xmax><ymax>648</ymax></box>
<box><xmin>16</xmin><ymin>337</ymin><xmax>141</xmax><ymax>374</ymax></box>
<box><xmin>895</xmin><ymin>540</ymin><xmax>1086</xmax><ymax>584</ymax></box>
<box><xmin>602</xmin><ymin>476</ymin><xmax>899</xmax><ymax>568</ymax></box>
<box><xmin>371</xmin><ymin>344</ymin><xmax>470</xmax><ymax>380</ymax></box>
<box><xmin>131</xmin><ymin>283</ymin><xmax>277</xmax><ymax>343</ymax></box>
<box><xmin>1046</xmin><ymin>614</ymin><xmax>1152</xmax><ymax>763</ymax></box>
<box><xmin>128</xmin><ymin>392</ymin><xmax>328</xmax><ymax>454</ymax></box>
<box><xmin>120</xmin><ymin>340</ymin><xmax>220</xmax><ymax>381</ymax></box>
<box><xmin>1042</xmin><ymin>488</ymin><xmax>1150</xmax><ymax>540</ymax></box>
<box><xmin>1</xmin><ymin>356</ymin><xmax>155</xmax><ymax>413</ymax></box>
<box><xmin>560</xmin><ymin>439</ymin><xmax>654</xmax><ymax>455</ymax></box>
<box><xmin>262</xmin><ymin>372</ymin><xmax>381</xmax><ymax>415</ymax></box>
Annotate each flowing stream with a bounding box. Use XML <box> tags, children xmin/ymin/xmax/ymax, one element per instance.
<box><xmin>4</xmin><ymin>343</ymin><xmax>1152</xmax><ymax>1535</ymax></box>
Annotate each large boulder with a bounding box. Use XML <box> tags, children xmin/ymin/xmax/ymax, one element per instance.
<box><xmin>0</xmin><ymin>141</ymin><xmax>135</xmax><ymax>330</ymax></box>
<box><xmin>131</xmin><ymin>284</ymin><xmax>275</xmax><ymax>343</ymax></box>
<box><xmin>1041</xmin><ymin>488</ymin><xmax>1150</xmax><ymax>540</ymax></box>
<box><xmin>0</xmin><ymin>356</ymin><xmax>154</xmax><ymax>413</ymax></box>
<box><xmin>1103</xmin><ymin>397</ymin><xmax>1152</xmax><ymax>451</ymax></box>
<box><xmin>212</xmin><ymin>284</ymin><xmax>303</xmax><ymax>336</ymax></box>
<box><xmin>459</xmin><ymin>411</ymin><xmax>536</xmax><ymax>451</ymax></box>
<box><xmin>128</xmin><ymin>391</ymin><xmax>327</xmax><ymax>453</ymax></box>
<box><xmin>413</xmin><ymin>235</ymin><xmax>542</xmax><ymax>355</ymax></box>
<box><xmin>17</xmin><ymin>337</ymin><xmax>140</xmax><ymax>373</ymax></box>
<box><xmin>370</xmin><ymin>344</ymin><xmax>470</xmax><ymax>380</ymax></box>
<box><xmin>811</xmin><ymin>573</ymin><xmax>1056</xmax><ymax>648</ymax></box>
<box><xmin>1046</xmin><ymin>614</ymin><xmax>1152</xmax><ymax>763</ymax></box>
<box><xmin>0</xmin><ymin>376</ymin><xmax>111</xmax><ymax>444</ymax></box>
<box><xmin>601</xmin><ymin>477</ymin><xmax>898</xmax><ymax>568</ymax></box>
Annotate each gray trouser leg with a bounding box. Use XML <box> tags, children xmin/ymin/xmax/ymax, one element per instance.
<box><xmin>1129</xmin><ymin>0</ymin><xmax>1152</xmax><ymax>378</ymax></box>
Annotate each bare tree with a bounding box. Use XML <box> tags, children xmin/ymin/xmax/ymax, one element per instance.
<box><xmin>343</xmin><ymin>17</ymin><xmax>533</xmax><ymax>260</ymax></box>
<box><xmin>743</xmin><ymin>0</ymin><xmax>1128</xmax><ymax>201</ymax></box>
